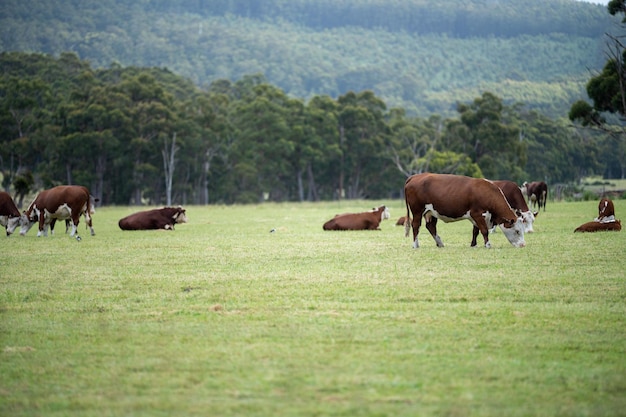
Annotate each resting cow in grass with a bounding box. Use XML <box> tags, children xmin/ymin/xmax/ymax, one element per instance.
<box><xmin>323</xmin><ymin>206</ymin><xmax>390</xmax><ymax>230</ymax></box>
<box><xmin>404</xmin><ymin>173</ymin><xmax>525</xmax><ymax>248</ymax></box>
<box><xmin>118</xmin><ymin>206</ymin><xmax>188</xmax><ymax>230</ymax></box>
<box><xmin>574</xmin><ymin>198</ymin><xmax>621</xmax><ymax>233</ymax></box>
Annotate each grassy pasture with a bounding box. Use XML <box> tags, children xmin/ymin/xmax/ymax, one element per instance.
<box><xmin>1</xmin><ymin>199</ymin><xmax>625</xmax><ymax>416</ymax></box>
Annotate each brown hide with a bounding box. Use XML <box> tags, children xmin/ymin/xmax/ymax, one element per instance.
<box><xmin>574</xmin><ymin>220</ymin><xmax>621</xmax><ymax>233</ymax></box>
<box><xmin>23</xmin><ymin>185</ymin><xmax>94</xmax><ymax>236</ymax></box>
<box><xmin>524</xmin><ymin>181</ymin><xmax>548</xmax><ymax>211</ymax></box>
<box><xmin>492</xmin><ymin>180</ymin><xmax>532</xmax><ymax>214</ymax></box>
<box><xmin>0</xmin><ymin>191</ymin><xmax>20</xmax><ymax>217</ymax></box>
<box><xmin>597</xmin><ymin>198</ymin><xmax>615</xmax><ymax>220</ymax></box>
<box><xmin>119</xmin><ymin>207</ymin><xmax>187</xmax><ymax>230</ymax></box>
<box><xmin>404</xmin><ymin>173</ymin><xmax>523</xmax><ymax>248</ymax></box>
<box><xmin>396</xmin><ymin>216</ymin><xmax>406</xmax><ymax>226</ymax></box>
<box><xmin>323</xmin><ymin>206</ymin><xmax>387</xmax><ymax>230</ymax></box>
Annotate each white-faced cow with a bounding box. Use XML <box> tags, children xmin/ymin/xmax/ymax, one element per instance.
<box><xmin>323</xmin><ymin>206</ymin><xmax>390</xmax><ymax>230</ymax></box>
<box><xmin>404</xmin><ymin>173</ymin><xmax>526</xmax><ymax>248</ymax></box>
<box><xmin>20</xmin><ymin>185</ymin><xmax>95</xmax><ymax>239</ymax></box>
<box><xmin>523</xmin><ymin>181</ymin><xmax>548</xmax><ymax>211</ymax></box>
<box><xmin>595</xmin><ymin>197</ymin><xmax>615</xmax><ymax>222</ymax></box>
<box><xmin>0</xmin><ymin>191</ymin><xmax>21</xmax><ymax>236</ymax></box>
<box><xmin>492</xmin><ymin>180</ymin><xmax>538</xmax><ymax>233</ymax></box>
<box><xmin>118</xmin><ymin>206</ymin><xmax>188</xmax><ymax>230</ymax></box>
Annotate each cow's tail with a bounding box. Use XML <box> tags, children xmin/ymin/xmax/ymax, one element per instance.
<box><xmin>404</xmin><ymin>198</ymin><xmax>411</xmax><ymax>238</ymax></box>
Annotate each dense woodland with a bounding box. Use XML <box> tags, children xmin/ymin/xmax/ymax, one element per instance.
<box><xmin>0</xmin><ymin>52</ymin><xmax>616</xmax><ymax>206</ymax></box>
<box><xmin>0</xmin><ymin>1</ymin><xmax>624</xmax><ymax>205</ymax></box>
<box><xmin>0</xmin><ymin>0</ymin><xmax>617</xmax><ymax>117</ymax></box>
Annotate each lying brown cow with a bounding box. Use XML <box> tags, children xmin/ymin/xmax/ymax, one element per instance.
<box><xmin>396</xmin><ymin>216</ymin><xmax>406</xmax><ymax>226</ymax></box>
<box><xmin>574</xmin><ymin>220</ymin><xmax>621</xmax><ymax>233</ymax></box>
<box><xmin>323</xmin><ymin>206</ymin><xmax>390</xmax><ymax>230</ymax></box>
<box><xmin>119</xmin><ymin>206</ymin><xmax>188</xmax><ymax>230</ymax></box>
<box><xmin>404</xmin><ymin>173</ymin><xmax>525</xmax><ymax>248</ymax></box>
<box><xmin>20</xmin><ymin>185</ymin><xmax>95</xmax><ymax>239</ymax></box>
<box><xmin>0</xmin><ymin>191</ymin><xmax>21</xmax><ymax>236</ymax></box>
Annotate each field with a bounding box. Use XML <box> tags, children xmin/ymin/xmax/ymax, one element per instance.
<box><xmin>1</xmin><ymin>199</ymin><xmax>625</xmax><ymax>416</ymax></box>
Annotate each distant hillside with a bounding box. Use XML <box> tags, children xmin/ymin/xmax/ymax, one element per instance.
<box><xmin>0</xmin><ymin>0</ymin><xmax>618</xmax><ymax>117</ymax></box>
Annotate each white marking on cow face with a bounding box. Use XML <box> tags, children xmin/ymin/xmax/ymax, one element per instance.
<box><xmin>19</xmin><ymin>211</ymin><xmax>39</xmax><ymax>236</ymax></box>
<box><xmin>380</xmin><ymin>206</ymin><xmax>390</xmax><ymax>221</ymax></box>
<box><xmin>498</xmin><ymin>218</ymin><xmax>526</xmax><ymax>248</ymax></box>
<box><xmin>520</xmin><ymin>210</ymin><xmax>535</xmax><ymax>233</ymax></box>
<box><xmin>174</xmin><ymin>211</ymin><xmax>188</xmax><ymax>224</ymax></box>
<box><xmin>1</xmin><ymin>216</ymin><xmax>20</xmax><ymax>235</ymax></box>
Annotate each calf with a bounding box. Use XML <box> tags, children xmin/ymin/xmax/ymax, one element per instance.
<box><xmin>0</xmin><ymin>191</ymin><xmax>21</xmax><ymax>236</ymax></box>
<box><xmin>404</xmin><ymin>173</ymin><xmax>525</xmax><ymax>248</ymax></box>
<box><xmin>119</xmin><ymin>206</ymin><xmax>188</xmax><ymax>230</ymax></box>
<box><xmin>323</xmin><ymin>206</ymin><xmax>390</xmax><ymax>230</ymax></box>
<box><xmin>492</xmin><ymin>180</ymin><xmax>538</xmax><ymax>233</ymax></box>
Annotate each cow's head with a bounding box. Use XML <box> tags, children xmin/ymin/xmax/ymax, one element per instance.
<box><xmin>5</xmin><ymin>216</ymin><xmax>21</xmax><ymax>236</ymax></box>
<box><xmin>173</xmin><ymin>207</ymin><xmax>188</xmax><ymax>224</ymax></box>
<box><xmin>497</xmin><ymin>217</ymin><xmax>526</xmax><ymax>248</ymax></box>
<box><xmin>376</xmin><ymin>206</ymin><xmax>390</xmax><ymax>222</ymax></box>
<box><xmin>515</xmin><ymin>209</ymin><xmax>536</xmax><ymax>233</ymax></box>
<box><xmin>18</xmin><ymin>210</ymin><xmax>39</xmax><ymax>236</ymax></box>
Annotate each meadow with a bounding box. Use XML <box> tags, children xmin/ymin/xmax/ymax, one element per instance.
<box><xmin>1</xmin><ymin>199</ymin><xmax>625</xmax><ymax>416</ymax></box>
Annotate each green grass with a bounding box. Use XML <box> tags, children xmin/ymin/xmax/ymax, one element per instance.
<box><xmin>1</xmin><ymin>199</ymin><xmax>625</xmax><ymax>416</ymax></box>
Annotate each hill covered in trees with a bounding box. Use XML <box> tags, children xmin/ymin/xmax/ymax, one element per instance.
<box><xmin>0</xmin><ymin>0</ymin><xmax>618</xmax><ymax>118</ymax></box>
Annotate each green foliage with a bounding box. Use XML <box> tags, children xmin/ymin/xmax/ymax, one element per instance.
<box><xmin>0</xmin><ymin>0</ymin><xmax>615</xmax><ymax>119</ymax></box>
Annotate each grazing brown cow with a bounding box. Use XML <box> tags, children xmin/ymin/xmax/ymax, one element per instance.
<box><xmin>595</xmin><ymin>198</ymin><xmax>615</xmax><ymax>222</ymax></box>
<box><xmin>0</xmin><ymin>191</ymin><xmax>21</xmax><ymax>236</ymax></box>
<box><xmin>49</xmin><ymin>194</ymin><xmax>99</xmax><ymax>235</ymax></box>
<box><xmin>20</xmin><ymin>185</ymin><xmax>95</xmax><ymax>239</ymax></box>
<box><xmin>574</xmin><ymin>220</ymin><xmax>621</xmax><ymax>233</ymax></box>
<box><xmin>523</xmin><ymin>181</ymin><xmax>548</xmax><ymax>211</ymax></box>
<box><xmin>119</xmin><ymin>206</ymin><xmax>188</xmax><ymax>230</ymax></box>
<box><xmin>492</xmin><ymin>180</ymin><xmax>538</xmax><ymax>233</ymax></box>
<box><xmin>323</xmin><ymin>206</ymin><xmax>390</xmax><ymax>230</ymax></box>
<box><xmin>404</xmin><ymin>173</ymin><xmax>525</xmax><ymax>248</ymax></box>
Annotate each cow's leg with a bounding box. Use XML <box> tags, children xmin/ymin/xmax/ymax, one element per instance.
<box><xmin>425</xmin><ymin>216</ymin><xmax>444</xmax><ymax>247</ymax></box>
<box><xmin>471</xmin><ymin>214</ymin><xmax>491</xmax><ymax>248</ymax></box>
<box><xmin>69</xmin><ymin>214</ymin><xmax>79</xmax><ymax>238</ymax></box>
<box><xmin>85</xmin><ymin>213</ymin><xmax>95</xmax><ymax>236</ymax></box>
<box><xmin>37</xmin><ymin>213</ymin><xmax>46</xmax><ymax>237</ymax></box>
<box><xmin>410</xmin><ymin>212</ymin><xmax>422</xmax><ymax>248</ymax></box>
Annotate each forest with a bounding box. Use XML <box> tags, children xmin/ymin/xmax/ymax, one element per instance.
<box><xmin>0</xmin><ymin>0</ymin><xmax>617</xmax><ymax>118</ymax></box>
<box><xmin>0</xmin><ymin>52</ymin><xmax>617</xmax><ymax>206</ymax></box>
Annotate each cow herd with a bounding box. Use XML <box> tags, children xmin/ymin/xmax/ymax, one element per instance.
<box><xmin>0</xmin><ymin>174</ymin><xmax>622</xmax><ymax>246</ymax></box>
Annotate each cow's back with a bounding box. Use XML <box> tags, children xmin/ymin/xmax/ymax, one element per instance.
<box><xmin>0</xmin><ymin>191</ymin><xmax>20</xmax><ymax>217</ymax></box>
<box><xmin>493</xmin><ymin>180</ymin><xmax>529</xmax><ymax>211</ymax></box>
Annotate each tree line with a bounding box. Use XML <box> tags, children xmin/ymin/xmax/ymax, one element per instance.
<box><xmin>1</xmin><ymin>52</ymin><xmax>616</xmax><ymax>206</ymax></box>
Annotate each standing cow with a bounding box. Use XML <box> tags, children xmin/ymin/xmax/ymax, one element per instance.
<box><xmin>323</xmin><ymin>206</ymin><xmax>390</xmax><ymax>230</ymax></box>
<box><xmin>20</xmin><ymin>185</ymin><xmax>95</xmax><ymax>239</ymax></box>
<box><xmin>118</xmin><ymin>206</ymin><xmax>188</xmax><ymax>230</ymax></box>
<box><xmin>404</xmin><ymin>173</ymin><xmax>525</xmax><ymax>248</ymax></box>
<box><xmin>0</xmin><ymin>191</ymin><xmax>21</xmax><ymax>236</ymax></box>
<box><xmin>523</xmin><ymin>181</ymin><xmax>548</xmax><ymax>211</ymax></box>
<box><xmin>492</xmin><ymin>180</ymin><xmax>538</xmax><ymax>233</ymax></box>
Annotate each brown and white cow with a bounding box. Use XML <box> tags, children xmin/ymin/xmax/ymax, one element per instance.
<box><xmin>118</xmin><ymin>206</ymin><xmax>188</xmax><ymax>230</ymax></box>
<box><xmin>19</xmin><ymin>185</ymin><xmax>95</xmax><ymax>239</ymax></box>
<box><xmin>396</xmin><ymin>216</ymin><xmax>407</xmax><ymax>226</ymax></box>
<box><xmin>49</xmin><ymin>194</ymin><xmax>99</xmax><ymax>235</ymax></box>
<box><xmin>323</xmin><ymin>206</ymin><xmax>390</xmax><ymax>230</ymax></box>
<box><xmin>492</xmin><ymin>180</ymin><xmax>538</xmax><ymax>233</ymax></box>
<box><xmin>0</xmin><ymin>191</ymin><xmax>21</xmax><ymax>236</ymax></box>
<box><xmin>574</xmin><ymin>220</ymin><xmax>621</xmax><ymax>233</ymax></box>
<box><xmin>523</xmin><ymin>181</ymin><xmax>548</xmax><ymax>211</ymax></box>
<box><xmin>595</xmin><ymin>197</ymin><xmax>615</xmax><ymax>222</ymax></box>
<box><xmin>404</xmin><ymin>173</ymin><xmax>525</xmax><ymax>248</ymax></box>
